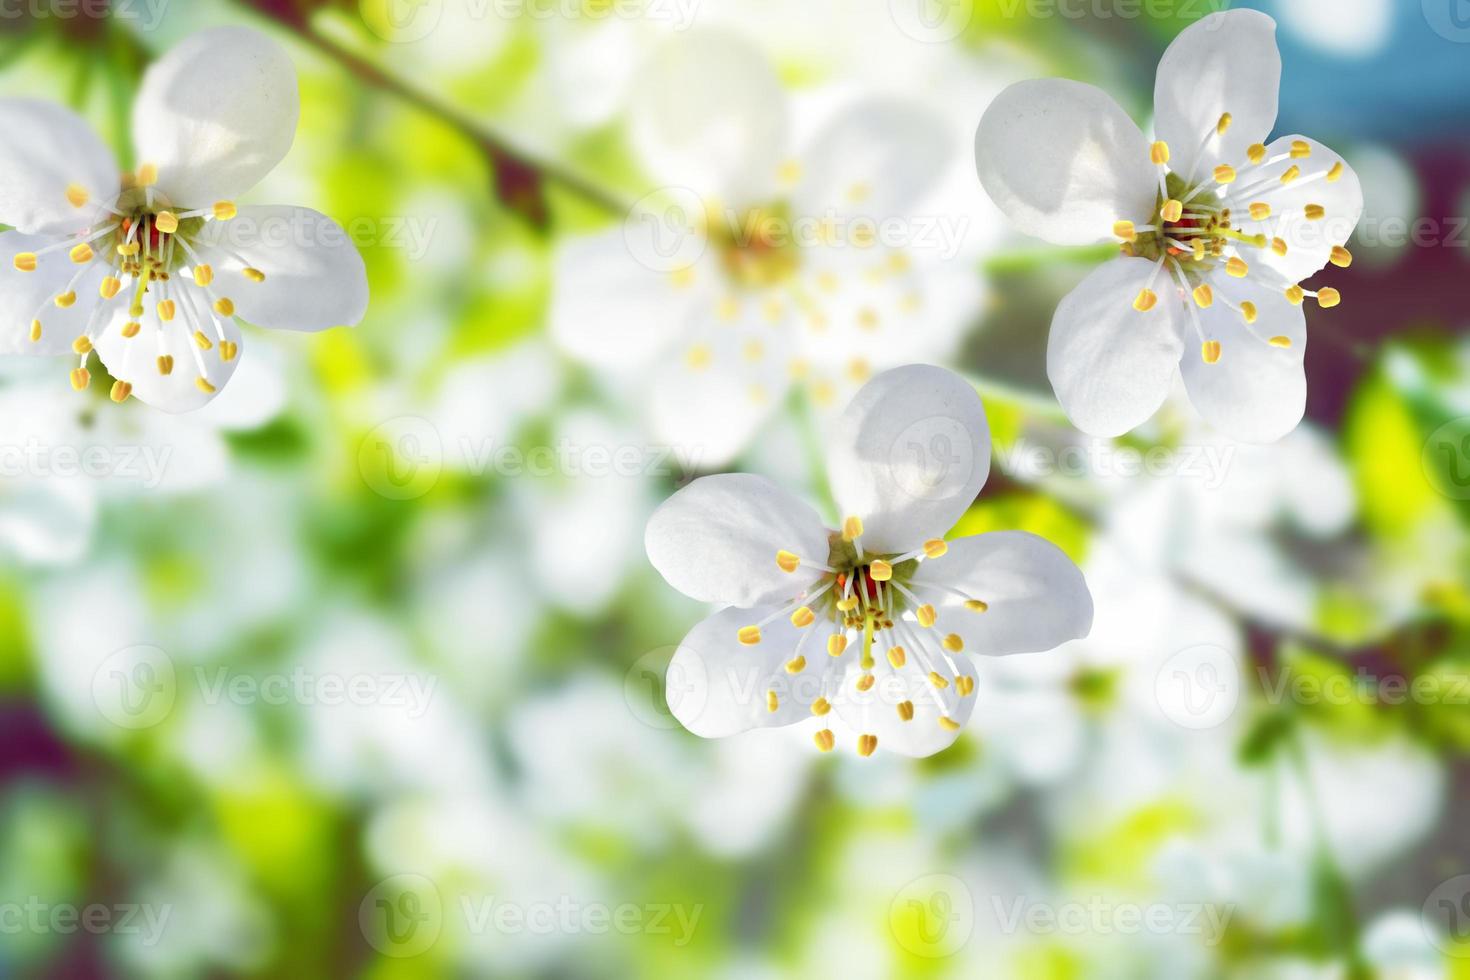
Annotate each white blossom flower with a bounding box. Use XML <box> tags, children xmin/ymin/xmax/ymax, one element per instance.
<box><xmin>975</xmin><ymin>10</ymin><xmax>1363</xmax><ymax>442</ymax></box>
<box><xmin>0</xmin><ymin>27</ymin><xmax>368</xmax><ymax>412</ymax></box>
<box><xmin>645</xmin><ymin>364</ymin><xmax>1092</xmax><ymax>758</ymax></box>
<box><xmin>552</xmin><ymin>30</ymin><xmax>984</xmax><ymax>465</ymax></box>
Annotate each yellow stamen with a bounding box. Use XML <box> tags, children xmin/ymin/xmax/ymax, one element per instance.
<box><xmin>1202</xmin><ymin>340</ymin><xmax>1222</xmax><ymax>364</ymax></box>
<box><xmin>157</xmin><ymin>300</ymin><xmax>176</xmax><ymax>322</ymax></box>
<box><xmin>767</xmin><ymin>691</ymin><xmax>779</xmax><ymax>713</ymax></box>
<box><xmin>70</xmin><ymin>368</ymin><xmax>90</xmax><ymax>391</ymax></box>
<box><xmin>1247</xmin><ymin>143</ymin><xmax>1267</xmax><ymax>164</ymax></box>
<box><xmin>738</xmin><ymin>626</ymin><xmax>761</xmax><ymax>646</ymax></box>
<box><xmin>938</xmin><ymin>717</ymin><xmax>961</xmax><ymax>731</ymax></box>
<box><xmin>116</xmin><ymin>242</ymin><xmax>140</xmax><ymax>257</ymax></box>
<box><xmin>955</xmin><ymin>676</ymin><xmax>975</xmax><ymax>697</ymax></box>
<box><xmin>1161</xmin><ymin>199</ymin><xmax>1183</xmax><ymax>223</ymax></box>
<box><xmin>790</xmin><ymin>606</ymin><xmax>815</xmax><ymax>628</ymax></box>
<box><xmin>1193</xmin><ymin>284</ymin><xmax>1214</xmax><ymax>308</ymax></box>
<box><xmin>69</xmin><ymin>243</ymin><xmax>93</xmax><ymax>264</ymax></box>
<box><xmin>1240</xmin><ymin>301</ymin><xmax>1258</xmax><ymax>324</ymax></box>
<box><xmin>775</xmin><ymin>550</ymin><xmax>800</xmax><ymax>573</ymax></box>
<box><xmin>1113</xmin><ymin>220</ymin><xmax>1137</xmax><ymax>242</ymax></box>
<box><xmin>856</xmin><ymin>674</ymin><xmax>875</xmax><ymax>692</ymax></box>
<box><xmin>857</xmin><ymin>734</ymin><xmax>878</xmax><ymax>757</ymax></box>
<box><xmin>1304</xmin><ymin>204</ymin><xmax>1325</xmax><ymax>221</ymax></box>
<box><xmin>193</xmin><ymin>331</ymin><xmax>213</xmax><ymax>351</ymax></box>
<box><xmin>136</xmin><ymin>163</ymin><xmax>158</xmax><ymax>186</ymax></box>
<box><xmin>1280</xmin><ymin>165</ymin><xmax>1301</xmax><ymax>184</ymax></box>
<box><xmin>916</xmin><ymin>604</ymin><xmax>936</xmax><ymax>628</ymax></box>
<box><xmin>814</xmin><ymin>729</ymin><xmax>835</xmax><ymax>752</ymax></box>
<box><xmin>1272</xmin><ymin>238</ymin><xmax>1288</xmax><ymax>257</ymax></box>
<box><xmin>1214</xmin><ymin>165</ymin><xmax>1237</xmax><ymax>184</ymax></box>
<box><xmin>812</xmin><ymin>698</ymin><xmax>832</xmax><ymax>718</ymax></box>
<box><xmin>29</xmin><ymin>320</ymin><xmax>41</xmax><ymax>342</ymax></box>
<box><xmin>99</xmin><ymin>276</ymin><xmax>121</xmax><ymax>299</ymax></box>
<box><xmin>922</xmin><ymin>539</ymin><xmax>947</xmax><ymax>559</ymax></box>
<box><xmin>1330</xmin><ymin>245</ymin><xmax>1353</xmax><ymax>268</ymax></box>
<box><xmin>195</xmin><ymin>378</ymin><xmax>217</xmax><ymax>394</ymax></box>
<box><xmin>1285</xmin><ymin>285</ymin><xmax>1305</xmax><ymax>305</ymax></box>
<box><xmin>1134</xmin><ymin>288</ymin><xmax>1158</xmax><ymax>312</ymax></box>
<box><xmin>842</xmin><ymin>516</ymin><xmax>863</xmax><ymax>542</ymax></box>
<box><xmin>887</xmin><ymin>646</ymin><xmax>907</xmax><ymax>669</ymax></box>
<box><xmin>213</xmin><ymin>201</ymin><xmax>237</xmax><ymax>221</ymax></box>
<box><xmin>214</xmin><ymin>297</ymin><xmax>235</xmax><ymax>317</ymax></box>
<box><xmin>157</xmin><ymin>355</ymin><xmax>175</xmax><ymax>375</ymax></box>
<box><xmin>121</xmin><ymin>321</ymin><xmax>141</xmax><ymax>338</ymax></box>
<box><xmin>1216</xmin><ymin>112</ymin><xmax>1232</xmax><ymax>135</ymax></box>
<box><xmin>154</xmin><ymin>211</ymin><xmax>179</xmax><ymax>234</ymax></box>
<box><xmin>785</xmin><ymin>656</ymin><xmax>806</xmax><ymax>674</ymax></box>
<box><xmin>243</xmin><ymin>268</ymin><xmax>266</xmax><ymax>283</ymax></box>
<box><xmin>109</xmin><ymin>380</ymin><xmax>132</xmax><ymax>403</ymax></box>
<box><xmin>193</xmin><ymin>264</ymin><xmax>214</xmax><ymax>287</ymax></box>
<box><xmin>71</xmin><ymin>335</ymin><xmax>92</xmax><ymax>355</ymax></box>
<box><xmin>13</xmin><ymin>252</ymin><xmax>37</xmax><ymax>272</ymax></box>
<box><xmin>1249</xmin><ymin>203</ymin><xmax>1271</xmax><ymax>221</ymax></box>
<box><xmin>964</xmin><ymin>599</ymin><xmax>989</xmax><ymax>613</ymax></box>
<box><xmin>1290</xmin><ymin>140</ymin><xmax>1312</xmax><ymax>159</ymax></box>
<box><xmin>929</xmin><ymin>672</ymin><xmax>950</xmax><ymax>690</ymax></box>
<box><xmin>897</xmin><ymin>701</ymin><xmax>915</xmax><ymax>722</ymax></box>
<box><xmin>1226</xmin><ymin>257</ymin><xmax>1249</xmax><ymax>278</ymax></box>
<box><xmin>1326</xmin><ymin>162</ymin><xmax>1344</xmax><ymax>183</ymax></box>
<box><xmin>1269</xmin><ymin>336</ymin><xmax>1292</xmax><ymax>348</ymax></box>
<box><xmin>827</xmin><ymin>634</ymin><xmax>847</xmax><ymax>657</ymax></box>
<box><xmin>942</xmin><ymin>634</ymin><xmax>963</xmax><ymax>654</ymax></box>
<box><xmin>65</xmin><ymin>183</ymin><xmax>89</xmax><ymax>208</ymax></box>
<box><xmin>868</xmin><ymin>560</ymin><xmax>892</xmax><ymax>582</ymax></box>
<box><xmin>1316</xmin><ymin>287</ymin><xmax>1341</xmax><ymax>309</ymax></box>
<box><xmin>1150</xmin><ymin>141</ymin><xmax>1170</xmax><ymax>165</ymax></box>
<box><xmin>837</xmin><ymin>596</ymin><xmax>859</xmax><ymax>612</ymax></box>
<box><xmin>55</xmin><ymin>291</ymin><xmax>77</xmax><ymax>308</ymax></box>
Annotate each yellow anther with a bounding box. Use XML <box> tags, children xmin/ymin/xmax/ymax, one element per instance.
<box><xmin>1330</xmin><ymin>245</ymin><xmax>1353</xmax><ymax>268</ymax></box>
<box><xmin>1226</xmin><ymin>257</ymin><xmax>1249</xmax><ymax>278</ymax></box>
<box><xmin>837</xmin><ymin>596</ymin><xmax>859</xmax><ymax>612</ymax></box>
<box><xmin>868</xmin><ymin>560</ymin><xmax>892</xmax><ymax>582</ymax></box>
<box><xmin>55</xmin><ymin>291</ymin><xmax>77</xmax><ymax>308</ymax></box>
<box><xmin>775</xmin><ymin>550</ymin><xmax>801</xmax><ymax>573</ymax></box>
<box><xmin>857</xmin><ymin>734</ymin><xmax>878</xmax><ymax>757</ymax></box>
<box><xmin>243</xmin><ymin>267</ymin><xmax>266</xmax><ymax>283</ymax></box>
<box><xmin>856</xmin><ymin>674</ymin><xmax>875</xmax><ymax>692</ymax></box>
<box><xmin>1304</xmin><ymin>204</ymin><xmax>1325</xmax><ymax>221</ymax></box>
<box><xmin>1201</xmin><ymin>340</ymin><xmax>1222</xmax><ymax>364</ymax></box>
<box><xmin>69</xmin><ymin>368</ymin><xmax>90</xmax><ymax>391</ymax></box>
<box><xmin>827</xmin><ymin>634</ymin><xmax>848</xmax><ymax>657</ymax></box>
<box><xmin>955</xmin><ymin>676</ymin><xmax>975</xmax><ymax>697</ymax></box>
<box><xmin>938</xmin><ymin>716</ymin><xmax>961</xmax><ymax>731</ymax></box>
<box><xmin>1249</xmin><ymin>203</ymin><xmax>1272</xmax><ymax>221</ymax></box>
<box><xmin>193</xmin><ymin>264</ymin><xmax>214</xmax><ymax>287</ymax></box>
<box><xmin>1161</xmin><ymin>199</ymin><xmax>1183</xmax><ymax>223</ymax></box>
<box><xmin>157</xmin><ymin>355</ymin><xmax>175</xmax><ymax>375</ymax></box>
<box><xmin>785</xmin><ymin>656</ymin><xmax>806</xmax><ymax>674</ymax></box>
<box><xmin>157</xmin><ymin>300</ymin><xmax>176</xmax><ymax>321</ymax></box>
<box><xmin>942</xmin><ymin>634</ymin><xmax>964</xmax><ymax>653</ymax></box>
<box><xmin>1192</xmin><ymin>239</ymin><xmax>1205</xmax><ymax>261</ymax></box>
<box><xmin>897</xmin><ymin>701</ymin><xmax>915</xmax><ymax>722</ymax></box>
<box><xmin>99</xmin><ymin>276</ymin><xmax>121</xmax><ymax>299</ymax></box>
<box><xmin>1192</xmin><ymin>284</ymin><xmax>1214</xmax><ymax>308</ymax></box>
<box><xmin>767</xmin><ymin>690</ymin><xmax>779</xmax><ymax>713</ymax></box>
<box><xmin>1327</xmin><ymin>162</ymin><xmax>1344</xmax><ymax>183</ymax></box>
<box><xmin>214</xmin><ymin>297</ymin><xmax>235</xmax><ymax>317</ymax></box>
<box><xmin>814</xmin><ymin>729</ymin><xmax>835</xmax><ymax>752</ymax></box>
<box><xmin>65</xmin><ymin>183</ymin><xmax>89</xmax><ymax>208</ymax></box>
<box><xmin>1272</xmin><ymin>238</ymin><xmax>1288</xmax><ymax>257</ymax></box>
<box><xmin>1316</xmin><ymin>287</ymin><xmax>1341</xmax><ymax>309</ymax></box>
<box><xmin>1285</xmin><ymin>285</ymin><xmax>1305</xmax><ymax>305</ymax></box>
<box><xmin>791</xmin><ymin>606</ymin><xmax>815</xmax><ymax>628</ymax></box>
<box><xmin>219</xmin><ymin>341</ymin><xmax>238</xmax><ymax>362</ymax></box>
<box><xmin>1214</xmin><ymin>165</ymin><xmax>1237</xmax><ymax>184</ymax></box>
<box><xmin>1280</xmin><ymin>165</ymin><xmax>1301</xmax><ymax>184</ymax></box>
<box><xmin>1240</xmin><ymin>301</ymin><xmax>1258</xmax><ymax>324</ymax></box>
<box><xmin>109</xmin><ymin>380</ymin><xmax>132</xmax><ymax>403</ymax></box>
<box><xmin>922</xmin><ymin>539</ymin><xmax>947</xmax><ymax>559</ymax></box>
<box><xmin>195</xmin><ymin>377</ymin><xmax>217</xmax><ymax>394</ymax></box>
<box><xmin>842</xmin><ymin>516</ymin><xmax>864</xmax><ymax>542</ymax></box>
<box><xmin>69</xmin><ymin>243</ymin><xmax>94</xmax><ymax>264</ymax></box>
<box><xmin>916</xmin><ymin>604</ymin><xmax>936</xmax><ymax>628</ymax></box>
<box><xmin>812</xmin><ymin>698</ymin><xmax>831</xmax><ymax>718</ymax></box>
<box><xmin>1113</xmin><ymin>220</ymin><xmax>1137</xmax><ymax>242</ymax></box>
<box><xmin>29</xmin><ymin>320</ymin><xmax>41</xmax><ymax>342</ymax></box>
<box><xmin>71</xmin><ymin>335</ymin><xmax>92</xmax><ymax>355</ymax></box>
<box><xmin>213</xmin><ymin>201</ymin><xmax>238</xmax><ymax>221</ymax></box>
<box><xmin>738</xmin><ymin>625</ymin><xmax>761</xmax><ymax>646</ymax></box>
<box><xmin>136</xmin><ymin>163</ymin><xmax>158</xmax><ymax>186</ymax></box>
<box><xmin>1247</xmin><ymin>143</ymin><xmax>1267</xmax><ymax>164</ymax></box>
<box><xmin>1150</xmin><ymin>141</ymin><xmax>1171</xmax><ymax>165</ymax></box>
<box><xmin>685</xmin><ymin>345</ymin><xmax>711</xmax><ymax>370</ymax></box>
<box><xmin>1133</xmin><ymin>288</ymin><xmax>1158</xmax><ymax>312</ymax></box>
<box><xmin>929</xmin><ymin>671</ymin><xmax>950</xmax><ymax>689</ymax></box>
<box><xmin>121</xmin><ymin>321</ymin><xmax>141</xmax><ymax>339</ymax></box>
<box><xmin>964</xmin><ymin>599</ymin><xmax>989</xmax><ymax>613</ymax></box>
<box><xmin>1269</xmin><ymin>335</ymin><xmax>1292</xmax><ymax>348</ymax></box>
<box><xmin>887</xmin><ymin>646</ymin><xmax>907</xmax><ymax>669</ymax></box>
<box><xmin>116</xmin><ymin>241</ymin><xmax>140</xmax><ymax>257</ymax></box>
<box><xmin>154</xmin><ymin>211</ymin><xmax>179</xmax><ymax>234</ymax></box>
<box><xmin>193</xmin><ymin>331</ymin><xmax>213</xmax><ymax>351</ymax></box>
<box><xmin>1290</xmin><ymin>140</ymin><xmax>1312</xmax><ymax>159</ymax></box>
<box><xmin>13</xmin><ymin>252</ymin><xmax>37</xmax><ymax>272</ymax></box>
<box><xmin>1216</xmin><ymin>112</ymin><xmax>1233</xmax><ymax>135</ymax></box>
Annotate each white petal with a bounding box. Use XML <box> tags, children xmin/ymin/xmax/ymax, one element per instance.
<box><xmin>1231</xmin><ymin>136</ymin><xmax>1363</xmax><ymax>286</ymax></box>
<box><xmin>92</xmin><ymin>295</ymin><xmax>243</xmax><ymax>413</ymax></box>
<box><xmin>825</xmin><ymin>364</ymin><xmax>990</xmax><ymax>555</ymax></box>
<box><xmin>1047</xmin><ymin>257</ymin><xmax>1186</xmax><ymax>437</ymax></box>
<box><xmin>628</xmin><ymin>30</ymin><xmax>788</xmax><ymax>203</ymax></box>
<box><xmin>792</xmin><ymin>98</ymin><xmax>951</xmax><ymax>220</ymax></box>
<box><xmin>196</xmin><ymin>206</ymin><xmax>368</xmax><ymax>331</ymax></box>
<box><xmin>1180</xmin><ymin>271</ymin><xmax>1306</xmax><ymax>443</ymax></box>
<box><xmin>0</xmin><ymin>232</ymin><xmax>109</xmax><ymax>356</ymax></box>
<box><xmin>831</xmin><ymin>633</ymin><xmax>979</xmax><ymax>758</ymax></box>
<box><xmin>645</xmin><ymin>472</ymin><xmax>830</xmax><ymax>608</ymax></box>
<box><xmin>132</xmin><ymin>27</ymin><xmax>299</xmax><ymax>206</ymax></box>
<box><xmin>914</xmin><ymin>531</ymin><xmax>1093</xmax><ymax>657</ymax></box>
<box><xmin>1153</xmin><ymin>9</ymin><xmax>1281</xmax><ymax>181</ymax></box>
<box><xmin>667</xmin><ymin>605</ymin><xmax>829</xmax><ymax>738</ymax></box>
<box><xmin>548</xmin><ymin>228</ymin><xmax>706</xmax><ymax>370</ymax></box>
<box><xmin>0</xmin><ymin>99</ymin><xmax>119</xmax><ymax>236</ymax></box>
<box><xmin>975</xmin><ymin>79</ymin><xmax>1157</xmax><ymax>245</ymax></box>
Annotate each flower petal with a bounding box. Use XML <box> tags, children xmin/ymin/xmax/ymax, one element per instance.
<box><xmin>792</xmin><ymin>98</ymin><xmax>951</xmax><ymax>220</ymax></box>
<box><xmin>915</xmin><ymin>531</ymin><xmax>1093</xmax><ymax>657</ymax></box>
<box><xmin>1180</xmin><ymin>271</ymin><xmax>1306</xmax><ymax>443</ymax></box>
<box><xmin>548</xmin><ymin>228</ymin><xmax>707</xmax><ymax>370</ymax></box>
<box><xmin>0</xmin><ymin>99</ymin><xmax>119</xmax><ymax>236</ymax></box>
<box><xmin>666</xmin><ymin>605</ymin><xmax>828</xmax><ymax>738</ymax></box>
<box><xmin>0</xmin><ymin>233</ymin><xmax>109</xmax><ymax>356</ymax></box>
<box><xmin>645</xmin><ymin>472</ymin><xmax>831</xmax><ymax>608</ymax></box>
<box><xmin>831</xmin><ymin>632</ymin><xmax>980</xmax><ymax>758</ymax></box>
<box><xmin>132</xmin><ymin>27</ymin><xmax>299</xmax><ymax>206</ymax></box>
<box><xmin>1231</xmin><ymin>136</ymin><xmax>1363</xmax><ymax>286</ymax></box>
<box><xmin>628</xmin><ymin>30</ymin><xmax>788</xmax><ymax>203</ymax></box>
<box><xmin>92</xmin><ymin>294</ymin><xmax>243</xmax><ymax>413</ymax></box>
<box><xmin>975</xmin><ymin>78</ymin><xmax>1157</xmax><ymax>245</ymax></box>
<box><xmin>195</xmin><ymin>205</ymin><xmax>368</xmax><ymax>331</ymax></box>
<box><xmin>825</xmin><ymin>364</ymin><xmax>990</xmax><ymax>555</ymax></box>
<box><xmin>1153</xmin><ymin>9</ymin><xmax>1281</xmax><ymax>182</ymax></box>
<box><xmin>1047</xmin><ymin>256</ymin><xmax>1187</xmax><ymax>437</ymax></box>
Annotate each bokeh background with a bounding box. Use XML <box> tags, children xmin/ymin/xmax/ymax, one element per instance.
<box><xmin>2</xmin><ymin>0</ymin><xmax>1469</xmax><ymax>976</ymax></box>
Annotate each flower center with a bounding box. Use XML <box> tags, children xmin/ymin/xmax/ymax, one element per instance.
<box><xmin>713</xmin><ymin>202</ymin><xmax>802</xmax><ymax>290</ymax></box>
